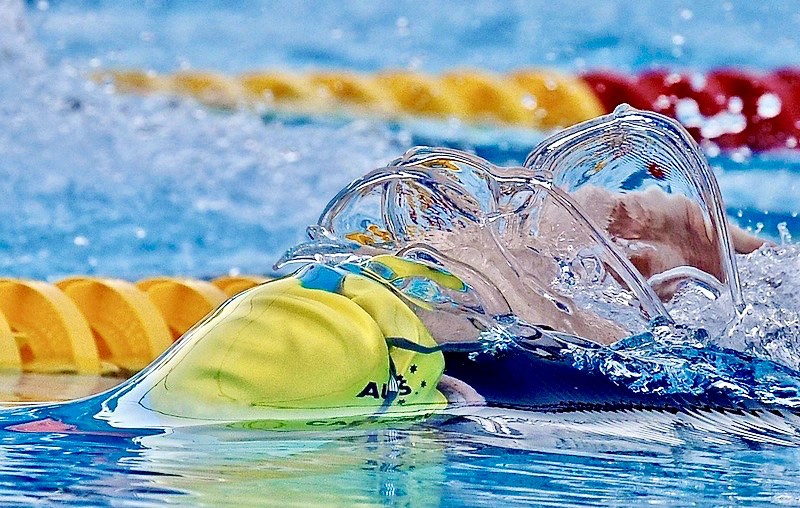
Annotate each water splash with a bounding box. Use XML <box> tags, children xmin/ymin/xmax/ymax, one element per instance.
<box><xmin>668</xmin><ymin>244</ymin><xmax>800</xmax><ymax>371</ymax></box>
<box><xmin>285</xmin><ymin>108</ymin><xmax>800</xmax><ymax>407</ymax></box>
<box><xmin>569</xmin><ymin>318</ymin><xmax>800</xmax><ymax>407</ymax></box>
<box><xmin>299</xmin><ymin>144</ymin><xmax>670</xmax><ymax>344</ymax></box>
<box><xmin>525</xmin><ymin>104</ymin><xmax>744</xmax><ymax>313</ymax></box>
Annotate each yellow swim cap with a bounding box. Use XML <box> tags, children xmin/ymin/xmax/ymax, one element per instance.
<box><xmin>137</xmin><ymin>263</ymin><xmax>447</xmax><ymax>426</ymax></box>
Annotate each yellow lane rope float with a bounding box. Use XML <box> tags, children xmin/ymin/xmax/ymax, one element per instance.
<box><xmin>135</xmin><ymin>277</ymin><xmax>228</xmax><ymax>341</ymax></box>
<box><xmin>0</xmin><ymin>275</ymin><xmax>268</xmax><ymax>376</ymax></box>
<box><xmin>93</xmin><ymin>69</ymin><xmax>606</xmax><ymax>130</ymax></box>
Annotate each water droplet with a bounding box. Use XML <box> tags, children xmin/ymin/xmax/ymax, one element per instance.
<box><xmin>778</xmin><ymin>222</ymin><xmax>793</xmax><ymax>244</ymax></box>
<box><xmin>521</xmin><ymin>94</ymin><xmax>537</xmax><ymax>110</ymax></box>
<box><xmin>728</xmin><ymin>96</ymin><xmax>744</xmax><ymax>114</ymax></box>
<box><xmin>757</xmin><ymin>93</ymin><xmax>782</xmax><ymax>119</ymax></box>
<box><xmin>654</xmin><ymin>95</ymin><xmax>672</xmax><ymax>110</ymax></box>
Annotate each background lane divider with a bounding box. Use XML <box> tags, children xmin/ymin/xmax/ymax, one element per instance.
<box><xmin>95</xmin><ymin>68</ymin><xmax>800</xmax><ymax>150</ymax></box>
<box><xmin>93</xmin><ymin>69</ymin><xmax>605</xmax><ymax>130</ymax></box>
<box><xmin>0</xmin><ymin>275</ymin><xmax>270</xmax><ymax>376</ymax></box>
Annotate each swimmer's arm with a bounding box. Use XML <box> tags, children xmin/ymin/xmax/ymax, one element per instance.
<box><xmin>729</xmin><ymin>222</ymin><xmax>767</xmax><ymax>253</ymax></box>
<box><xmin>437</xmin><ymin>374</ymin><xmax>485</xmax><ymax>406</ymax></box>
<box><xmin>598</xmin><ymin>187</ymin><xmax>766</xmax><ymax>280</ymax></box>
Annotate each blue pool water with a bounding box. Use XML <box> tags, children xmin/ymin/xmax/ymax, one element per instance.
<box><xmin>5</xmin><ymin>0</ymin><xmax>800</xmax><ymax>505</ymax></box>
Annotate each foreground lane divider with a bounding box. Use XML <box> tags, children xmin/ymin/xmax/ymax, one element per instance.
<box><xmin>96</xmin><ymin>68</ymin><xmax>800</xmax><ymax>150</ymax></box>
<box><xmin>56</xmin><ymin>277</ymin><xmax>172</xmax><ymax>373</ymax></box>
<box><xmin>211</xmin><ymin>275</ymin><xmax>271</xmax><ymax>297</ymax></box>
<box><xmin>0</xmin><ymin>279</ymin><xmax>101</xmax><ymax>374</ymax></box>
<box><xmin>135</xmin><ymin>277</ymin><xmax>228</xmax><ymax>341</ymax></box>
<box><xmin>0</xmin><ymin>311</ymin><xmax>21</xmax><ymax>371</ymax></box>
<box><xmin>0</xmin><ymin>275</ymin><xmax>269</xmax><ymax>375</ymax></box>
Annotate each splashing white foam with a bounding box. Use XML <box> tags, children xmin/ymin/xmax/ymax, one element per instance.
<box><xmin>667</xmin><ymin>245</ymin><xmax>800</xmax><ymax>370</ymax></box>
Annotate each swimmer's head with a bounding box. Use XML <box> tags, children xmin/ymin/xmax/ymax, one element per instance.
<box><xmin>129</xmin><ymin>261</ymin><xmax>449</xmax><ymax>426</ymax></box>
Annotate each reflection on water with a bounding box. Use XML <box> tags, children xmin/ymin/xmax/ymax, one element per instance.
<box><xmin>3</xmin><ymin>410</ymin><xmax>800</xmax><ymax>506</ymax></box>
<box><xmin>0</xmin><ymin>372</ymin><xmax>122</xmax><ymax>405</ymax></box>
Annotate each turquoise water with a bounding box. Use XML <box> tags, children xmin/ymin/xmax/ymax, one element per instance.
<box><xmin>6</xmin><ymin>411</ymin><xmax>800</xmax><ymax>506</ymax></box>
<box><xmin>5</xmin><ymin>0</ymin><xmax>800</xmax><ymax>505</ymax></box>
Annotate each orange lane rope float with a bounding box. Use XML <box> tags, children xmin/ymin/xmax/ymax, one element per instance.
<box><xmin>94</xmin><ymin>68</ymin><xmax>800</xmax><ymax>151</ymax></box>
<box><xmin>0</xmin><ymin>275</ymin><xmax>269</xmax><ymax>376</ymax></box>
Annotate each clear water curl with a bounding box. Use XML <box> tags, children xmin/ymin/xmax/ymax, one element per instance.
<box><xmin>281</xmin><ymin>107</ymin><xmax>800</xmax><ymax>408</ymax></box>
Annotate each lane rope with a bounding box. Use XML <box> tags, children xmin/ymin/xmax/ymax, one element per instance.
<box><xmin>94</xmin><ymin>68</ymin><xmax>800</xmax><ymax>150</ymax></box>
<box><xmin>0</xmin><ymin>275</ymin><xmax>268</xmax><ymax>375</ymax></box>
<box><xmin>93</xmin><ymin>69</ymin><xmax>605</xmax><ymax>130</ymax></box>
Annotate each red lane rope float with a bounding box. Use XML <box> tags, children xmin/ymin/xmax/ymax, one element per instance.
<box><xmin>0</xmin><ymin>275</ymin><xmax>269</xmax><ymax>376</ymax></box>
<box><xmin>583</xmin><ymin>69</ymin><xmax>800</xmax><ymax>151</ymax></box>
<box><xmin>96</xmin><ymin>68</ymin><xmax>800</xmax><ymax>151</ymax></box>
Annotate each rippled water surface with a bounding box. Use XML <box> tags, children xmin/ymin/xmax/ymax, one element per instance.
<box><xmin>6</xmin><ymin>0</ymin><xmax>800</xmax><ymax>505</ymax></box>
<box><xmin>6</xmin><ymin>409</ymin><xmax>800</xmax><ymax>506</ymax></box>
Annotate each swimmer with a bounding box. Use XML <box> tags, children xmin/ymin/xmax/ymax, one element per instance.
<box><xmin>101</xmin><ymin>106</ymin><xmax>767</xmax><ymax>427</ymax></box>
<box><xmin>99</xmin><ymin>245</ymin><xmax>765</xmax><ymax>430</ymax></box>
<box><xmin>6</xmin><ymin>106</ymin><xmax>770</xmax><ymax>431</ymax></box>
